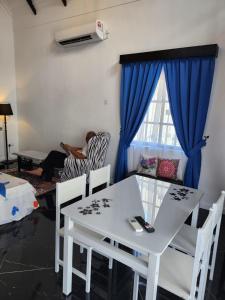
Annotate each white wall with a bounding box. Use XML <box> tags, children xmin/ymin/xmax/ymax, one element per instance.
<box><xmin>8</xmin><ymin>0</ymin><xmax>225</xmax><ymax>209</ymax></box>
<box><xmin>0</xmin><ymin>1</ymin><xmax>18</xmax><ymax>160</ymax></box>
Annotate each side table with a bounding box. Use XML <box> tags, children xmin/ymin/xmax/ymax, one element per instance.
<box><xmin>0</xmin><ymin>159</ymin><xmax>17</xmax><ymax>169</ymax></box>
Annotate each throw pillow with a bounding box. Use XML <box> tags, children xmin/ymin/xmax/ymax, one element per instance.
<box><xmin>137</xmin><ymin>155</ymin><xmax>158</xmax><ymax>177</ymax></box>
<box><xmin>157</xmin><ymin>158</ymin><xmax>179</xmax><ymax>180</ymax></box>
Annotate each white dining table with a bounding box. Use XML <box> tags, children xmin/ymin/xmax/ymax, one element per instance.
<box><xmin>61</xmin><ymin>175</ymin><xmax>203</xmax><ymax>300</ymax></box>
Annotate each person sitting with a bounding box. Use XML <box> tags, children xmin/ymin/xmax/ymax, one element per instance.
<box><xmin>26</xmin><ymin>131</ymin><xmax>96</xmax><ymax>181</ymax></box>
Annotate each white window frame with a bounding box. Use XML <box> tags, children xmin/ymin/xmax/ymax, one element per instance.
<box><xmin>132</xmin><ymin>70</ymin><xmax>181</xmax><ymax>150</ymax></box>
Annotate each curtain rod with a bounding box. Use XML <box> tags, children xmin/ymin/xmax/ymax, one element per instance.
<box><xmin>119</xmin><ymin>44</ymin><xmax>219</xmax><ymax>64</ymax></box>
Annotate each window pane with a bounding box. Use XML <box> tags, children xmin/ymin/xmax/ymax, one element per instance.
<box><xmin>135</xmin><ymin>123</ymin><xmax>159</xmax><ymax>143</ymax></box>
<box><xmin>152</xmin><ymin>70</ymin><xmax>168</xmax><ymax>102</ymax></box>
<box><xmin>161</xmin><ymin>125</ymin><xmax>180</xmax><ymax>146</ymax></box>
<box><xmin>146</xmin><ymin>123</ymin><xmax>159</xmax><ymax>143</ymax></box>
<box><xmin>146</xmin><ymin>102</ymin><xmax>162</xmax><ymax>123</ymax></box>
<box><xmin>152</xmin><ymin>83</ymin><xmax>161</xmax><ymax>101</ymax></box>
<box><xmin>133</xmin><ymin>70</ymin><xmax>181</xmax><ymax>149</ymax></box>
<box><xmin>163</xmin><ymin>103</ymin><xmax>173</xmax><ymax>124</ymax></box>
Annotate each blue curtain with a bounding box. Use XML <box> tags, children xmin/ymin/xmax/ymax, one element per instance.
<box><xmin>115</xmin><ymin>61</ymin><xmax>162</xmax><ymax>182</ymax></box>
<box><xmin>164</xmin><ymin>57</ymin><xmax>215</xmax><ymax>188</ymax></box>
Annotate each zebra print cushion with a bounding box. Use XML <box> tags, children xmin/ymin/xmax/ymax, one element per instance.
<box><xmin>60</xmin><ymin>132</ymin><xmax>110</xmax><ymax>182</ymax></box>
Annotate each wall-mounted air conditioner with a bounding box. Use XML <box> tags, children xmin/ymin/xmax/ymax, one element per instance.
<box><xmin>55</xmin><ymin>20</ymin><xmax>108</xmax><ymax>47</ymax></box>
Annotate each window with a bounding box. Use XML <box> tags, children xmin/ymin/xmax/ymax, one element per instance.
<box><xmin>134</xmin><ymin>71</ymin><xmax>180</xmax><ymax>148</ymax></box>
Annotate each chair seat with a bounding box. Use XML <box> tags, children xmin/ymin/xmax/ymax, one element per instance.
<box><xmin>141</xmin><ymin>247</ymin><xmax>194</xmax><ymax>299</ymax></box>
<box><xmin>170</xmin><ymin>224</ymin><xmax>197</xmax><ymax>256</ymax></box>
<box><xmin>58</xmin><ymin>224</ymin><xmax>104</xmax><ymax>242</ymax></box>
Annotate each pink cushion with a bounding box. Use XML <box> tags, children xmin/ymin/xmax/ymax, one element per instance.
<box><xmin>138</xmin><ymin>155</ymin><xmax>158</xmax><ymax>177</ymax></box>
<box><xmin>157</xmin><ymin>159</ymin><xmax>179</xmax><ymax>180</ymax></box>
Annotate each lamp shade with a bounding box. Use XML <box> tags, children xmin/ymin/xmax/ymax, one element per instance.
<box><xmin>0</xmin><ymin>104</ymin><xmax>13</xmax><ymax>116</ymax></box>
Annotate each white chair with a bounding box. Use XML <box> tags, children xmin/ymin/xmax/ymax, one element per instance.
<box><xmin>132</xmin><ymin>209</ymin><xmax>215</xmax><ymax>300</ymax></box>
<box><xmin>170</xmin><ymin>191</ymin><xmax>225</xmax><ymax>281</ymax></box>
<box><xmin>89</xmin><ymin>164</ymin><xmax>116</xmax><ymax>269</ymax></box>
<box><xmin>55</xmin><ymin>174</ymin><xmax>103</xmax><ymax>293</ymax></box>
<box><xmin>89</xmin><ymin>164</ymin><xmax>111</xmax><ymax>196</ymax></box>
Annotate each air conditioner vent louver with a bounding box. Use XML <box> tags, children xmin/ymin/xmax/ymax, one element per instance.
<box><xmin>59</xmin><ymin>35</ymin><xmax>92</xmax><ymax>45</ymax></box>
<box><xmin>55</xmin><ymin>20</ymin><xmax>107</xmax><ymax>47</ymax></box>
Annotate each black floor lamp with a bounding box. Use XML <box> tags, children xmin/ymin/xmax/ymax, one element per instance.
<box><xmin>0</xmin><ymin>104</ymin><xmax>13</xmax><ymax>167</ymax></box>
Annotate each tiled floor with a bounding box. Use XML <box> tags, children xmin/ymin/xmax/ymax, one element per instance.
<box><xmin>0</xmin><ymin>193</ymin><xmax>224</xmax><ymax>300</ymax></box>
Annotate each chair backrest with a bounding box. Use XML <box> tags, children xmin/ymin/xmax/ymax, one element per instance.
<box><xmin>211</xmin><ymin>191</ymin><xmax>225</xmax><ymax>229</ymax></box>
<box><xmin>56</xmin><ymin>174</ymin><xmax>86</xmax><ymax>231</ymax></box>
<box><xmin>60</xmin><ymin>132</ymin><xmax>110</xmax><ymax>182</ymax></box>
<box><xmin>87</xmin><ymin>132</ymin><xmax>111</xmax><ymax>170</ymax></box>
<box><xmin>190</xmin><ymin>209</ymin><xmax>214</xmax><ymax>298</ymax></box>
<box><xmin>195</xmin><ymin>210</ymin><xmax>214</xmax><ymax>260</ymax></box>
<box><xmin>89</xmin><ymin>165</ymin><xmax>111</xmax><ymax>195</ymax></box>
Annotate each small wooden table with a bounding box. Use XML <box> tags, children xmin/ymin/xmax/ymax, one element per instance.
<box><xmin>13</xmin><ymin>150</ymin><xmax>48</xmax><ymax>172</ymax></box>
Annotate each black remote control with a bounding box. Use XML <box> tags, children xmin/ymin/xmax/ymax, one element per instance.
<box><xmin>134</xmin><ymin>216</ymin><xmax>155</xmax><ymax>233</ymax></box>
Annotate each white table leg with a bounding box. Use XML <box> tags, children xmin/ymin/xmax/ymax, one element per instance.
<box><xmin>133</xmin><ymin>272</ymin><xmax>139</xmax><ymax>300</ymax></box>
<box><xmin>191</xmin><ymin>203</ymin><xmax>199</xmax><ymax>227</ymax></box>
<box><xmin>108</xmin><ymin>240</ymin><xmax>114</xmax><ymax>269</ymax></box>
<box><xmin>63</xmin><ymin>216</ymin><xmax>74</xmax><ymax>295</ymax></box>
<box><xmin>145</xmin><ymin>254</ymin><xmax>160</xmax><ymax>300</ymax></box>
